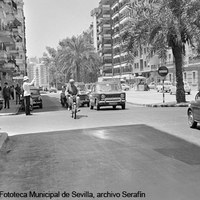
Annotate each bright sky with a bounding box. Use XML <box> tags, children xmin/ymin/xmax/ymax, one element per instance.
<box><xmin>23</xmin><ymin>0</ymin><xmax>99</xmax><ymax>58</ymax></box>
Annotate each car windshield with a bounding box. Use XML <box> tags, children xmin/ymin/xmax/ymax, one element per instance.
<box><xmin>31</xmin><ymin>89</ymin><xmax>40</xmax><ymax>95</ymax></box>
<box><xmin>96</xmin><ymin>83</ymin><xmax>121</xmax><ymax>92</ymax></box>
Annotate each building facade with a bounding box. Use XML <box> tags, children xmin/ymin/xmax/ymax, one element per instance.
<box><xmin>91</xmin><ymin>0</ymin><xmax>200</xmax><ymax>88</ymax></box>
<box><xmin>91</xmin><ymin>0</ymin><xmax>115</xmax><ymax>76</ymax></box>
<box><xmin>0</xmin><ymin>0</ymin><xmax>26</xmax><ymax>87</ymax></box>
<box><xmin>27</xmin><ymin>57</ymin><xmax>49</xmax><ymax>90</ymax></box>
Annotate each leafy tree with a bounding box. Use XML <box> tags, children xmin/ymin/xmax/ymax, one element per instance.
<box><xmin>123</xmin><ymin>0</ymin><xmax>200</xmax><ymax>103</ymax></box>
<box><xmin>56</xmin><ymin>35</ymin><xmax>101</xmax><ymax>83</ymax></box>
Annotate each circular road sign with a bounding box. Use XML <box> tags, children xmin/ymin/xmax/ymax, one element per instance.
<box><xmin>158</xmin><ymin>66</ymin><xmax>169</xmax><ymax>77</ymax></box>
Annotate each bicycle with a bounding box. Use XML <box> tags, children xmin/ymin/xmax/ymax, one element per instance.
<box><xmin>71</xmin><ymin>95</ymin><xmax>78</xmax><ymax>119</ymax></box>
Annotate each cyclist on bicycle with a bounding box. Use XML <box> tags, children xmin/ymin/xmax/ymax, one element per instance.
<box><xmin>66</xmin><ymin>79</ymin><xmax>80</xmax><ymax>111</ymax></box>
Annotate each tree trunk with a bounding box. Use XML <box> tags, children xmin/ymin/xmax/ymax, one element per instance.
<box><xmin>172</xmin><ymin>45</ymin><xmax>186</xmax><ymax>103</ymax></box>
<box><xmin>76</xmin><ymin>63</ymin><xmax>80</xmax><ymax>82</ymax></box>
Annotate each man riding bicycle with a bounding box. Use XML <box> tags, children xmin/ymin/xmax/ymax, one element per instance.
<box><xmin>66</xmin><ymin>79</ymin><xmax>80</xmax><ymax>111</ymax></box>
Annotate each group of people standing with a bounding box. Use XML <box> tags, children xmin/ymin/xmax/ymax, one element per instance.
<box><xmin>0</xmin><ymin>82</ymin><xmax>22</xmax><ymax>109</ymax></box>
<box><xmin>0</xmin><ymin>75</ymin><xmax>35</xmax><ymax>116</ymax></box>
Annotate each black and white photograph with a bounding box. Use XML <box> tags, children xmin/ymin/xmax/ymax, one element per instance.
<box><xmin>0</xmin><ymin>0</ymin><xmax>200</xmax><ymax>199</ymax></box>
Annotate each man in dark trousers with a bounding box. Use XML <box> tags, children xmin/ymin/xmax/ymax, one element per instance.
<box><xmin>22</xmin><ymin>76</ymin><xmax>35</xmax><ymax>115</ymax></box>
<box><xmin>2</xmin><ymin>82</ymin><xmax>11</xmax><ymax>109</ymax></box>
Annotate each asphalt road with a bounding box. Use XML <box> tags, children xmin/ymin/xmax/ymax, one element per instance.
<box><xmin>1</xmin><ymin>124</ymin><xmax>200</xmax><ymax>200</ymax></box>
<box><xmin>0</xmin><ymin>93</ymin><xmax>200</xmax><ymax>200</ymax></box>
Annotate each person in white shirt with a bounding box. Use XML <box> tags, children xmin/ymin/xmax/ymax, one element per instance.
<box><xmin>22</xmin><ymin>76</ymin><xmax>35</xmax><ymax>115</ymax></box>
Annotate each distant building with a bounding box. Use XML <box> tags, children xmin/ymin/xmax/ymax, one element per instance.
<box><xmin>27</xmin><ymin>57</ymin><xmax>49</xmax><ymax>89</ymax></box>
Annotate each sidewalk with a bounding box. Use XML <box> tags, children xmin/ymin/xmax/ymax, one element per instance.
<box><xmin>126</xmin><ymin>88</ymin><xmax>197</xmax><ymax>107</ymax></box>
<box><xmin>0</xmin><ymin>99</ymin><xmax>21</xmax><ymax>116</ymax></box>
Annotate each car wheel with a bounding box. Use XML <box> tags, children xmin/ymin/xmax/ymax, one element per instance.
<box><xmin>188</xmin><ymin>92</ymin><xmax>191</xmax><ymax>95</ymax></box>
<box><xmin>87</xmin><ymin>103</ymin><xmax>90</xmax><ymax>107</ymax></box>
<box><xmin>188</xmin><ymin>109</ymin><xmax>197</xmax><ymax>128</ymax></box>
<box><xmin>122</xmin><ymin>104</ymin><xmax>125</xmax><ymax>110</ymax></box>
<box><xmin>39</xmin><ymin>104</ymin><xmax>43</xmax><ymax>109</ymax></box>
<box><xmin>95</xmin><ymin>101</ymin><xmax>100</xmax><ymax>110</ymax></box>
<box><xmin>113</xmin><ymin>105</ymin><xmax>116</xmax><ymax>109</ymax></box>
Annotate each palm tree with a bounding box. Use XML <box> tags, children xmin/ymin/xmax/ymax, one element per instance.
<box><xmin>123</xmin><ymin>0</ymin><xmax>200</xmax><ymax>103</ymax></box>
<box><xmin>56</xmin><ymin>35</ymin><xmax>101</xmax><ymax>83</ymax></box>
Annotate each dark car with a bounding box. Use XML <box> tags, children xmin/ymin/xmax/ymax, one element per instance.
<box><xmin>30</xmin><ymin>87</ymin><xmax>43</xmax><ymax>108</ymax></box>
<box><xmin>76</xmin><ymin>83</ymin><xmax>90</xmax><ymax>107</ymax></box>
<box><xmin>187</xmin><ymin>97</ymin><xmax>200</xmax><ymax>128</ymax></box>
<box><xmin>0</xmin><ymin>98</ymin><xmax>3</xmax><ymax>110</ymax></box>
<box><xmin>89</xmin><ymin>81</ymin><xmax>126</xmax><ymax>110</ymax></box>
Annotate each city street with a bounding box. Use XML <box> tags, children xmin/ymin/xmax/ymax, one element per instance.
<box><xmin>0</xmin><ymin>93</ymin><xmax>200</xmax><ymax>199</ymax></box>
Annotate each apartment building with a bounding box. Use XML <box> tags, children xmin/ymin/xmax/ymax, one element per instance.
<box><xmin>27</xmin><ymin>57</ymin><xmax>49</xmax><ymax>90</ymax></box>
<box><xmin>91</xmin><ymin>0</ymin><xmax>115</xmax><ymax>76</ymax></box>
<box><xmin>91</xmin><ymin>0</ymin><xmax>200</xmax><ymax>87</ymax></box>
<box><xmin>0</xmin><ymin>0</ymin><xmax>26</xmax><ymax>86</ymax></box>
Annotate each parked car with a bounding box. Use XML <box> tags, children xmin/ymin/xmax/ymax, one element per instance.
<box><xmin>148</xmin><ymin>82</ymin><xmax>156</xmax><ymax>89</ymax></box>
<box><xmin>0</xmin><ymin>87</ymin><xmax>3</xmax><ymax>110</ymax></box>
<box><xmin>49</xmin><ymin>87</ymin><xmax>57</xmax><ymax>93</ymax></box>
<box><xmin>75</xmin><ymin>83</ymin><xmax>90</xmax><ymax>107</ymax></box>
<box><xmin>156</xmin><ymin>81</ymin><xmax>172</xmax><ymax>92</ymax></box>
<box><xmin>0</xmin><ymin>98</ymin><xmax>3</xmax><ymax>110</ymax></box>
<box><xmin>89</xmin><ymin>81</ymin><xmax>126</xmax><ymax>110</ymax></box>
<box><xmin>187</xmin><ymin>98</ymin><xmax>200</xmax><ymax>128</ymax></box>
<box><xmin>169</xmin><ymin>82</ymin><xmax>191</xmax><ymax>95</ymax></box>
<box><xmin>121</xmin><ymin>83</ymin><xmax>130</xmax><ymax>91</ymax></box>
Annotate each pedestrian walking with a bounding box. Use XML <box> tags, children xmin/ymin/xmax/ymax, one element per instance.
<box><xmin>2</xmin><ymin>82</ymin><xmax>11</xmax><ymax>109</ymax></box>
<box><xmin>22</xmin><ymin>76</ymin><xmax>35</xmax><ymax>115</ymax></box>
<box><xmin>15</xmin><ymin>84</ymin><xmax>21</xmax><ymax>104</ymax></box>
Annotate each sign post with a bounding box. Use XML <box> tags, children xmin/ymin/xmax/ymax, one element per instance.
<box><xmin>158</xmin><ymin>66</ymin><xmax>169</xmax><ymax>103</ymax></box>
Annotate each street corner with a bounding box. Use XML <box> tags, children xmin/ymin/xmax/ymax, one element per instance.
<box><xmin>0</xmin><ymin>132</ymin><xmax>8</xmax><ymax>151</ymax></box>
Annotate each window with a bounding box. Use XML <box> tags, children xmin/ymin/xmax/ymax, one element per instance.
<box><xmin>183</xmin><ymin>72</ymin><xmax>187</xmax><ymax>82</ymax></box>
<box><xmin>192</xmin><ymin>71</ymin><xmax>197</xmax><ymax>84</ymax></box>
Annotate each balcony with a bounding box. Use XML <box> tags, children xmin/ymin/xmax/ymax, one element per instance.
<box><xmin>103</xmin><ymin>14</ymin><xmax>111</xmax><ymax>19</ymax></box>
<box><xmin>0</xmin><ymin>50</ymin><xmax>7</xmax><ymax>63</ymax></box>
<box><xmin>9</xmin><ymin>47</ymin><xmax>19</xmax><ymax>55</ymax></box>
<box><xmin>189</xmin><ymin>56</ymin><xmax>200</xmax><ymax>64</ymax></box>
<box><xmin>103</xmin><ymin>34</ymin><xmax>111</xmax><ymax>38</ymax></box>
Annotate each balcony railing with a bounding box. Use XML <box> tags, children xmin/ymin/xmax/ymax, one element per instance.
<box><xmin>189</xmin><ymin>56</ymin><xmax>200</xmax><ymax>64</ymax></box>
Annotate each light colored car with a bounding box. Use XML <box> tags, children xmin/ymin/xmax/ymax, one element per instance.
<box><xmin>49</xmin><ymin>87</ymin><xmax>57</xmax><ymax>93</ymax></box>
<box><xmin>148</xmin><ymin>82</ymin><xmax>156</xmax><ymax>89</ymax></box>
<box><xmin>156</xmin><ymin>81</ymin><xmax>172</xmax><ymax>92</ymax></box>
<box><xmin>121</xmin><ymin>83</ymin><xmax>130</xmax><ymax>91</ymax></box>
<box><xmin>169</xmin><ymin>82</ymin><xmax>191</xmax><ymax>95</ymax></box>
<box><xmin>89</xmin><ymin>81</ymin><xmax>126</xmax><ymax>110</ymax></box>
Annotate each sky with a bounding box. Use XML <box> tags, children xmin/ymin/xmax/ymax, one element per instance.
<box><xmin>23</xmin><ymin>0</ymin><xmax>99</xmax><ymax>58</ymax></box>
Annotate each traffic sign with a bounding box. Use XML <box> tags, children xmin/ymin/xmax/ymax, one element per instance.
<box><xmin>158</xmin><ymin>66</ymin><xmax>168</xmax><ymax>77</ymax></box>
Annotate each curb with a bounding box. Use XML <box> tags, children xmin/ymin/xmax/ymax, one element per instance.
<box><xmin>0</xmin><ymin>105</ymin><xmax>21</xmax><ymax>116</ymax></box>
<box><xmin>0</xmin><ymin>132</ymin><xmax>8</xmax><ymax>150</ymax></box>
<box><xmin>127</xmin><ymin>101</ymin><xmax>190</xmax><ymax>107</ymax></box>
